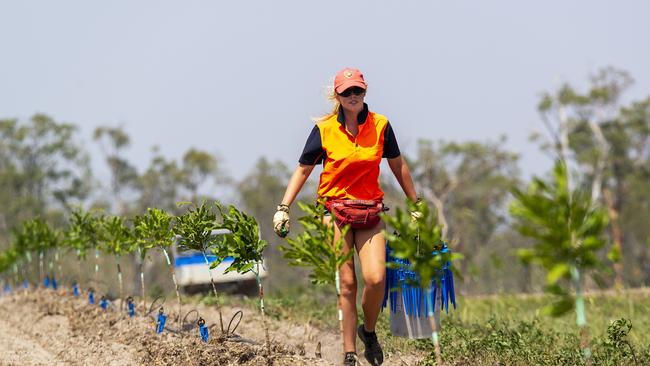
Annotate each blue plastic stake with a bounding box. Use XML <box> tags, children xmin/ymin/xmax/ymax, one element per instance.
<box><xmin>88</xmin><ymin>289</ymin><xmax>95</xmax><ymax>305</ymax></box>
<box><xmin>127</xmin><ymin>299</ymin><xmax>135</xmax><ymax>317</ymax></box>
<box><xmin>73</xmin><ymin>283</ymin><xmax>79</xmax><ymax>297</ymax></box>
<box><xmin>198</xmin><ymin>318</ymin><xmax>209</xmax><ymax>342</ymax></box>
<box><xmin>156</xmin><ymin>308</ymin><xmax>167</xmax><ymax>334</ymax></box>
<box><xmin>23</xmin><ymin>280</ymin><xmax>29</xmax><ymax>289</ymax></box>
<box><xmin>44</xmin><ymin>276</ymin><xmax>50</xmax><ymax>288</ymax></box>
<box><xmin>100</xmin><ymin>296</ymin><xmax>109</xmax><ymax>310</ymax></box>
<box><xmin>51</xmin><ymin>276</ymin><xmax>58</xmax><ymax>290</ymax></box>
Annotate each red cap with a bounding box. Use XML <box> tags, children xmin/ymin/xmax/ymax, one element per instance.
<box><xmin>334</xmin><ymin>68</ymin><xmax>367</xmax><ymax>94</ymax></box>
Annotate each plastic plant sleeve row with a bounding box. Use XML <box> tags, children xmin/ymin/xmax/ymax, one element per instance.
<box><xmin>382</xmin><ymin>243</ymin><xmax>457</xmax><ymax>317</ymax></box>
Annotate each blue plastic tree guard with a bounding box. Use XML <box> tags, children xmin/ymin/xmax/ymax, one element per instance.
<box><xmin>127</xmin><ymin>298</ymin><xmax>136</xmax><ymax>317</ymax></box>
<box><xmin>382</xmin><ymin>243</ymin><xmax>457</xmax><ymax>317</ymax></box>
<box><xmin>156</xmin><ymin>309</ymin><xmax>167</xmax><ymax>334</ymax></box>
<box><xmin>100</xmin><ymin>296</ymin><xmax>109</xmax><ymax>310</ymax></box>
<box><xmin>198</xmin><ymin>318</ymin><xmax>209</xmax><ymax>342</ymax></box>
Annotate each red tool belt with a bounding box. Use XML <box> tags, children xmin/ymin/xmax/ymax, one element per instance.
<box><xmin>325</xmin><ymin>199</ymin><xmax>384</xmax><ymax>229</ymax></box>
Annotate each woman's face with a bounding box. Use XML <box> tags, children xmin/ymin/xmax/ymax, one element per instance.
<box><xmin>336</xmin><ymin>86</ymin><xmax>366</xmax><ymax>114</ymax></box>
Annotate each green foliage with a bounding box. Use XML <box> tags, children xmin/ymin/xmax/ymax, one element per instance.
<box><xmin>212</xmin><ymin>202</ymin><xmax>267</xmax><ymax>274</ymax></box>
<box><xmin>592</xmin><ymin>318</ymin><xmax>639</xmax><ymax>365</ymax></box>
<box><xmin>14</xmin><ymin>218</ymin><xmax>59</xmax><ymax>255</ymax></box>
<box><xmin>133</xmin><ymin>208</ymin><xmax>174</xmax><ymax>259</ymax></box>
<box><xmin>173</xmin><ymin>202</ymin><xmax>219</xmax><ymax>253</ymax></box>
<box><xmin>97</xmin><ymin>215</ymin><xmax>134</xmax><ymax>257</ymax></box>
<box><xmin>279</xmin><ymin>202</ymin><xmax>352</xmax><ymax>286</ymax></box>
<box><xmin>0</xmin><ymin>248</ymin><xmax>18</xmax><ymax>274</ymax></box>
<box><xmin>65</xmin><ymin>209</ymin><xmax>102</xmax><ymax>260</ymax></box>
<box><xmin>382</xmin><ymin>199</ymin><xmax>460</xmax><ymax>287</ymax></box>
<box><xmin>0</xmin><ymin>115</ymin><xmax>91</xmax><ymax>241</ymax></box>
<box><xmin>420</xmin><ymin>316</ymin><xmax>650</xmax><ymax>366</ymax></box>
<box><xmin>510</xmin><ymin>161</ymin><xmax>609</xmax><ymax>316</ymax></box>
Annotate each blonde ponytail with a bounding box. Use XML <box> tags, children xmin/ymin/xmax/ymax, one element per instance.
<box><xmin>313</xmin><ymin>82</ymin><xmax>340</xmax><ymax>123</ymax></box>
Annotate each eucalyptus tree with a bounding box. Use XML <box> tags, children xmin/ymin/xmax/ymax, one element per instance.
<box><xmin>409</xmin><ymin>138</ymin><xmax>519</xmax><ymax>290</ymax></box>
<box><xmin>93</xmin><ymin>126</ymin><xmax>138</xmax><ymax>215</ymax></box>
<box><xmin>181</xmin><ymin>149</ymin><xmax>220</xmax><ymax>201</ymax></box>
<box><xmin>383</xmin><ymin>200</ymin><xmax>459</xmax><ymax>366</ymax></box>
<box><xmin>279</xmin><ymin>203</ymin><xmax>353</xmax><ymax>358</ymax></box>
<box><xmin>173</xmin><ymin>202</ymin><xmax>224</xmax><ymax>329</ymax></box>
<box><xmin>98</xmin><ymin>215</ymin><xmax>134</xmax><ymax>308</ymax></box>
<box><xmin>534</xmin><ymin>67</ymin><xmax>650</xmax><ymax>288</ymax></box>
<box><xmin>135</xmin><ymin>148</ymin><xmax>186</xmax><ymax>214</ymax></box>
<box><xmin>237</xmin><ymin>158</ymin><xmax>290</xmax><ymax>240</ymax></box>
<box><xmin>0</xmin><ymin>114</ymin><xmax>91</xmax><ymax>240</ymax></box>
<box><xmin>134</xmin><ymin>208</ymin><xmax>180</xmax><ymax>323</ymax></box>
<box><xmin>510</xmin><ymin>161</ymin><xmax>609</xmax><ymax>361</ymax></box>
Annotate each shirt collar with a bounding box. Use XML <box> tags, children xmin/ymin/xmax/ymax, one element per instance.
<box><xmin>337</xmin><ymin>103</ymin><xmax>369</xmax><ymax>125</ymax></box>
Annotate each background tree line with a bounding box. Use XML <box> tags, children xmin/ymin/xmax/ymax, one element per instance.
<box><xmin>1</xmin><ymin>67</ymin><xmax>648</xmax><ymax>296</ymax></box>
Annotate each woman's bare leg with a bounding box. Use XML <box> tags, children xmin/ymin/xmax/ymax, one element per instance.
<box><xmin>354</xmin><ymin>222</ymin><xmax>386</xmax><ymax>332</ymax></box>
<box><xmin>328</xmin><ymin>217</ymin><xmax>358</xmax><ymax>353</ymax></box>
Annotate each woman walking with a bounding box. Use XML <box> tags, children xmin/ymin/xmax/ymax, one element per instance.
<box><xmin>273</xmin><ymin>67</ymin><xmax>419</xmax><ymax>366</ymax></box>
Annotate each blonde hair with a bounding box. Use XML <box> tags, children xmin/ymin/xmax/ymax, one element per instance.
<box><xmin>313</xmin><ymin>85</ymin><xmax>340</xmax><ymax>123</ymax></box>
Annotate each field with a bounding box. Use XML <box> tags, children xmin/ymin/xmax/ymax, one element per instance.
<box><xmin>1</xmin><ymin>286</ymin><xmax>649</xmax><ymax>365</ymax></box>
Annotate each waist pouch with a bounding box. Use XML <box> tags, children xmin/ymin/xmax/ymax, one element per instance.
<box><xmin>325</xmin><ymin>199</ymin><xmax>384</xmax><ymax>229</ymax></box>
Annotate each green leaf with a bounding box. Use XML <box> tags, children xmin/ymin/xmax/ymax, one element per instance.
<box><xmin>541</xmin><ymin>297</ymin><xmax>574</xmax><ymax>317</ymax></box>
<box><xmin>546</xmin><ymin>263</ymin><xmax>570</xmax><ymax>285</ymax></box>
<box><xmin>607</xmin><ymin>245</ymin><xmax>621</xmax><ymax>263</ymax></box>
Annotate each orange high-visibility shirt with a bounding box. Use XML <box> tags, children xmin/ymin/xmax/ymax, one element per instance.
<box><xmin>299</xmin><ymin>103</ymin><xmax>401</xmax><ymax>200</ymax></box>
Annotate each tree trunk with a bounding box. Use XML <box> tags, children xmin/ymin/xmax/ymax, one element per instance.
<box><xmin>256</xmin><ymin>264</ymin><xmax>271</xmax><ymax>358</ymax></box>
<box><xmin>335</xmin><ymin>270</ymin><xmax>345</xmax><ymax>361</ymax></box>
<box><xmin>572</xmin><ymin>266</ymin><xmax>592</xmax><ymax>365</ymax></box>
<box><xmin>603</xmin><ymin>188</ymin><xmax>624</xmax><ymax>289</ymax></box>
<box><xmin>162</xmin><ymin>248</ymin><xmax>182</xmax><ymax>327</ymax></box>
<box><xmin>427</xmin><ymin>287</ymin><xmax>443</xmax><ymax>365</ymax></box>
<box><xmin>201</xmin><ymin>251</ymin><xmax>224</xmax><ymax>333</ymax></box>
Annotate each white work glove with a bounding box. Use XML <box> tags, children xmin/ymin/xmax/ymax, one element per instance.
<box><xmin>410</xmin><ymin>198</ymin><xmax>424</xmax><ymax>222</ymax></box>
<box><xmin>273</xmin><ymin>204</ymin><xmax>290</xmax><ymax>238</ymax></box>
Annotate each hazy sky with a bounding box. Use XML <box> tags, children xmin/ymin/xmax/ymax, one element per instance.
<box><xmin>2</xmin><ymin>1</ymin><xmax>649</xmax><ymax>184</ymax></box>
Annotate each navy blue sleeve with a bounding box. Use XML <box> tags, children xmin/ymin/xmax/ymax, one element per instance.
<box><xmin>299</xmin><ymin>125</ymin><xmax>325</xmax><ymax>165</ymax></box>
<box><xmin>382</xmin><ymin>121</ymin><xmax>401</xmax><ymax>158</ymax></box>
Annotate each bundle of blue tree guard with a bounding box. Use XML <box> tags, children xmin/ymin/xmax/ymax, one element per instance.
<box><xmin>382</xmin><ymin>243</ymin><xmax>456</xmax><ymax>317</ymax></box>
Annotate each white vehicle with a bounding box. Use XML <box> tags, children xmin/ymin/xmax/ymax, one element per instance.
<box><xmin>172</xmin><ymin>229</ymin><xmax>267</xmax><ymax>295</ymax></box>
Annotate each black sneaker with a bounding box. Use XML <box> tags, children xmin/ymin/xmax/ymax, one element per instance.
<box><xmin>343</xmin><ymin>352</ymin><xmax>358</xmax><ymax>366</ymax></box>
<box><xmin>357</xmin><ymin>325</ymin><xmax>384</xmax><ymax>365</ymax></box>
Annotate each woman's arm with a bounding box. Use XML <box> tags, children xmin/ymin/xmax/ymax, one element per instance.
<box><xmin>387</xmin><ymin>156</ymin><xmax>418</xmax><ymax>202</ymax></box>
<box><xmin>280</xmin><ymin>163</ymin><xmax>316</xmax><ymax>206</ymax></box>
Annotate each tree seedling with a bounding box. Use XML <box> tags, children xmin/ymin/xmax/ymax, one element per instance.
<box><xmin>279</xmin><ymin>202</ymin><xmax>352</xmax><ymax>359</ymax></box>
<box><xmin>67</xmin><ymin>209</ymin><xmax>102</xmax><ymax>292</ymax></box>
<box><xmin>214</xmin><ymin>202</ymin><xmax>271</xmax><ymax>355</ymax></box>
<box><xmin>510</xmin><ymin>160</ymin><xmax>609</xmax><ymax>362</ymax></box>
<box><xmin>173</xmin><ymin>202</ymin><xmax>225</xmax><ymax>331</ymax></box>
<box><xmin>134</xmin><ymin>208</ymin><xmax>181</xmax><ymax>325</ymax></box>
<box><xmin>382</xmin><ymin>199</ymin><xmax>461</xmax><ymax>366</ymax></box>
<box><xmin>98</xmin><ymin>215</ymin><xmax>134</xmax><ymax>310</ymax></box>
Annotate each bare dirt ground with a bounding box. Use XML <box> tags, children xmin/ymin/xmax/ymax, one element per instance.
<box><xmin>0</xmin><ymin>290</ymin><xmax>426</xmax><ymax>365</ymax></box>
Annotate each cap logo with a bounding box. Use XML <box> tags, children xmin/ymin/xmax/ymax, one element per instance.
<box><xmin>344</xmin><ymin>70</ymin><xmax>353</xmax><ymax>78</ymax></box>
